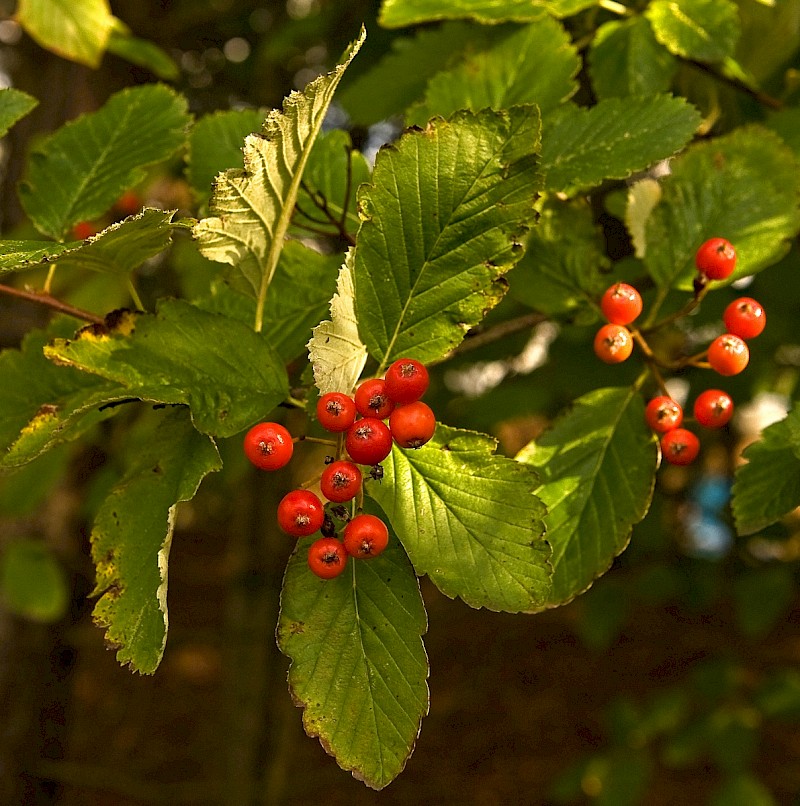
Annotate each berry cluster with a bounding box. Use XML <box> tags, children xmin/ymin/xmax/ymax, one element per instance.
<box><xmin>593</xmin><ymin>238</ymin><xmax>766</xmax><ymax>466</ymax></box>
<box><xmin>243</xmin><ymin>358</ymin><xmax>436</xmax><ymax>578</ymax></box>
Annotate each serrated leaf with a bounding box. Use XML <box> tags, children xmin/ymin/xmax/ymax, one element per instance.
<box><xmin>0</xmin><ymin>209</ymin><xmax>176</xmax><ymax>277</ymax></box>
<box><xmin>106</xmin><ymin>26</ymin><xmax>179</xmax><ymax>80</ymax></box>
<box><xmin>407</xmin><ymin>18</ymin><xmax>579</xmax><ymax>126</ymax></box>
<box><xmin>355</xmin><ymin>106</ymin><xmax>541</xmax><ymax>369</ymax></box>
<box><xmin>0</xmin><ymin>324</ymin><xmax>127</xmax><ymax>469</ymax></box>
<box><xmin>541</xmin><ymin>95</ymin><xmax>700</xmax><ymax>194</ymax></box>
<box><xmin>509</xmin><ymin>198</ymin><xmax>610</xmax><ymax>315</ymax></box>
<box><xmin>92</xmin><ymin>408</ymin><xmax>221</xmax><ymax>673</ymax></box>
<box><xmin>379</xmin><ymin>0</ymin><xmax>549</xmax><ymax>26</ymax></box>
<box><xmin>368</xmin><ymin>425</ymin><xmax>551</xmax><ymax>612</ymax></box>
<box><xmin>588</xmin><ymin>17</ymin><xmax>677</xmax><ymax>100</ymax></box>
<box><xmin>339</xmin><ymin>22</ymin><xmax>482</xmax><ymax>125</ymax></box>
<box><xmin>16</xmin><ymin>0</ymin><xmax>115</xmax><ymax>68</ymax></box>
<box><xmin>19</xmin><ymin>85</ymin><xmax>190</xmax><ymax>241</ymax></box>
<box><xmin>732</xmin><ymin>404</ymin><xmax>800</xmax><ymax>535</ymax></box>
<box><xmin>199</xmin><ymin>241</ymin><xmax>340</xmax><ymax>362</ymax></box>
<box><xmin>44</xmin><ymin>299</ymin><xmax>289</xmax><ymax>438</ymax></box>
<box><xmin>516</xmin><ymin>387</ymin><xmax>658</xmax><ymax>606</ymax></box>
<box><xmin>277</xmin><ymin>527</ymin><xmax>428</xmax><ymax>790</ymax></box>
<box><xmin>1</xmin><ymin>539</ymin><xmax>69</xmax><ymax>623</ymax></box>
<box><xmin>295</xmin><ymin>130</ymin><xmax>371</xmax><ymax>237</ymax></box>
<box><xmin>646</xmin><ymin>0</ymin><xmax>740</xmax><ymax>63</ymax></box>
<box><xmin>308</xmin><ymin>249</ymin><xmax>368</xmax><ymax>396</ymax></box>
<box><xmin>0</xmin><ymin>88</ymin><xmax>38</xmax><ymax>139</ymax></box>
<box><xmin>626</xmin><ymin>179</ymin><xmax>662</xmax><ymax>258</ymax></box>
<box><xmin>643</xmin><ymin>126</ymin><xmax>800</xmax><ymax>289</ymax></box>
<box><xmin>187</xmin><ymin>108</ymin><xmax>265</xmax><ymax>203</ymax></box>
<box><xmin>193</xmin><ymin>29</ymin><xmax>365</xmax><ymax>331</ymax></box>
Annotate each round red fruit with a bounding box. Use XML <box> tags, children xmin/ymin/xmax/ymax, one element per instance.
<box><xmin>354</xmin><ymin>378</ymin><xmax>395</xmax><ymax>419</ymax></box>
<box><xmin>723</xmin><ymin>297</ymin><xmax>765</xmax><ymax>340</ymax></box>
<box><xmin>307</xmin><ymin>537</ymin><xmax>349</xmax><ymax>579</ymax></box>
<box><xmin>320</xmin><ymin>460</ymin><xmax>362</xmax><ymax>503</ymax></box>
<box><xmin>593</xmin><ymin>324</ymin><xmax>633</xmax><ymax>364</ymax></box>
<box><xmin>600</xmin><ymin>283</ymin><xmax>643</xmax><ymax>326</ymax></box>
<box><xmin>384</xmin><ymin>358</ymin><xmax>429</xmax><ymax>404</ymax></box>
<box><xmin>695</xmin><ymin>238</ymin><xmax>736</xmax><ymax>280</ymax></box>
<box><xmin>389</xmin><ymin>401</ymin><xmax>436</xmax><ymax>449</ymax></box>
<box><xmin>660</xmin><ymin>428</ymin><xmax>700</xmax><ymax>466</ymax></box>
<box><xmin>645</xmin><ymin>396</ymin><xmax>683</xmax><ymax>434</ymax></box>
<box><xmin>708</xmin><ymin>334</ymin><xmax>749</xmax><ymax>376</ymax></box>
<box><xmin>343</xmin><ymin>514</ymin><xmax>389</xmax><ymax>559</ymax></box>
<box><xmin>316</xmin><ymin>392</ymin><xmax>357</xmax><ymax>432</ymax></box>
<box><xmin>243</xmin><ymin>422</ymin><xmax>293</xmax><ymax>471</ymax></box>
<box><xmin>693</xmin><ymin>389</ymin><xmax>734</xmax><ymax>428</ymax></box>
<box><xmin>345</xmin><ymin>418</ymin><xmax>393</xmax><ymax>465</ymax></box>
<box><xmin>277</xmin><ymin>489</ymin><xmax>325</xmax><ymax>537</ymax></box>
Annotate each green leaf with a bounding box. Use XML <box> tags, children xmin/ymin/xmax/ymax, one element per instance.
<box><xmin>338</xmin><ymin>22</ymin><xmax>482</xmax><ymax>125</ymax></box>
<box><xmin>0</xmin><ymin>209</ymin><xmax>176</xmax><ymax>277</ymax></box>
<box><xmin>19</xmin><ymin>84</ymin><xmax>190</xmax><ymax>241</ymax></box>
<box><xmin>16</xmin><ymin>0</ymin><xmax>115</xmax><ymax>68</ymax></box>
<box><xmin>199</xmin><ymin>241</ymin><xmax>340</xmax><ymax>363</ymax></box>
<box><xmin>277</xmin><ymin>527</ymin><xmax>428</xmax><ymax>790</ymax></box>
<box><xmin>0</xmin><ymin>88</ymin><xmax>38</xmax><ymax>139</ymax></box>
<box><xmin>1</xmin><ymin>539</ymin><xmax>69</xmax><ymax>623</ymax></box>
<box><xmin>710</xmin><ymin>775</ymin><xmax>776</xmax><ymax>806</ymax></box>
<box><xmin>646</xmin><ymin>0</ymin><xmax>740</xmax><ymax>63</ymax></box>
<box><xmin>368</xmin><ymin>425</ymin><xmax>551</xmax><ymax>612</ymax></box>
<box><xmin>509</xmin><ymin>198</ymin><xmax>610</xmax><ymax>315</ymax></box>
<box><xmin>643</xmin><ymin>126</ymin><xmax>800</xmax><ymax>289</ymax></box>
<box><xmin>733</xmin><ymin>566</ymin><xmax>794</xmax><ymax>637</ymax></box>
<box><xmin>516</xmin><ymin>387</ymin><xmax>658</xmax><ymax>607</ymax></box>
<box><xmin>192</xmin><ymin>29</ymin><xmax>365</xmax><ymax>331</ymax></box>
<box><xmin>44</xmin><ymin>299</ymin><xmax>289</xmax><ymax>438</ymax></box>
<box><xmin>626</xmin><ymin>179</ymin><xmax>662</xmax><ymax>258</ymax></box>
<box><xmin>0</xmin><ymin>325</ymin><xmax>127</xmax><ymax>469</ymax></box>
<box><xmin>765</xmin><ymin>107</ymin><xmax>800</xmax><ymax>161</ymax></box>
<box><xmin>588</xmin><ymin>17</ymin><xmax>677</xmax><ymax>100</ymax></box>
<box><xmin>407</xmin><ymin>18</ymin><xmax>579</xmax><ymax>126</ymax></box>
<box><xmin>295</xmin><ymin>129</ymin><xmax>371</xmax><ymax>237</ymax></box>
<box><xmin>540</xmin><ymin>95</ymin><xmax>701</xmax><ymax>194</ymax></box>
<box><xmin>355</xmin><ymin>106</ymin><xmax>542</xmax><ymax>369</ymax></box>
<box><xmin>308</xmin><ymin>249</ymin><xmax>368</xmax><ymax>396</ymax></box>
<box><xmin>732</xmin><ymin>403</ymin><xmax>800</xmax><ymax>535</ymax></box>
<box><xmin>106</xmin><ymin>25</ymin><xmax>179</xmax><ymax>80</ymax></box>
<box><xmin>187</xmin><ymin>108</ymin><xmax>265</xmax><ymax>203</ymax></box>
<box><xmin>379</xmin><ymin>0</ymin><xmax>549</xmax><ymax>26</ymax></box>
<box><xmin>92</xmin><ymin>408</ymin><xmax>221</xmax><ymax>673</ymax></box>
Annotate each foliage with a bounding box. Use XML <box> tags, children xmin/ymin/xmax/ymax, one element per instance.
<box><xmin>1</xmin><ymin>0</ymin><xmax>799</xmax><ymax>799</ymax></box>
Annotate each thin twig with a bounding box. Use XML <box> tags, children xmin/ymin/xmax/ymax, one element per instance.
<box><xmin>451</xmin><ymin>312</ymin><xmax>548</xmax><ymax>356</ymax></box>
<box><xmin>0</xmin><ymin>283</ymin><xmax>105</xmax><ymax>324</ymax></box>
<box><xmin>684</xmin><ymin>58</ymin><xmax>783</xmax><ymax>111</ymax></box>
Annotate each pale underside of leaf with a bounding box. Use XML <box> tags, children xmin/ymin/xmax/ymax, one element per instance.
<box><xmin>626</xmin><ymin>179</ymin><xmax>662</xmax><ymax>258</ymax></box>
<box><xmin>193</xmin><ymin>28</ymin><xmax>365</xmax><ymax>331</ymax></box>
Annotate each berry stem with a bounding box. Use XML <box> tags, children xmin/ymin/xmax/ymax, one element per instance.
<box><xmin>299</xmin><ymin>472</ymin><xmax>323</xmax><ymax>490</ymax></box>
<box><xmin>127</xmin><ymin>278</ymin><xmax>145</xmax><ymax>312</ymax></box>
<box><xmin>284</xmin><ymin>396</ymin><xmax>306</xmax><ymax>409</ymax></box>
<box><xmin>641</xmin><ymin>283</ymin><xmax>710</xmax><ymax>336</ymax></box>
<box><xmin>292</xmin><ymin>435</ymin><xmax>338</xmax><ymax>447</ymax></box>
<box><xmin>0</xmin><ymin>281</ymin><xmax>105</xmax><ymax>325</ymax></box>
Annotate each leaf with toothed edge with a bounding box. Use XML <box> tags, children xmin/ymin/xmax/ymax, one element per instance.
<box><xmin>91</xmin><ymin>408</ymin><xmax>221</xmax><ymax>674</ymax></box>
<box><xmin>277</xmin><ymin>511</ymin><xmax>428</xmax><ymax>790</ymax></box>
<box><xmin>367</xmin><ymin>425</ymin><xmax>552</xmax><ymax>612</ymax></box>
<box><xmin>516</xmin><ymin>387</ymin><xmax>658</xmax><ymax>607</ymax></box>
<box><xmin>354</xmin><ymin>106</ymin><xmax>542</xmax><ymax>371</ymax></box>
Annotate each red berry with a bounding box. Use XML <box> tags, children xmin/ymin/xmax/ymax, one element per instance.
<box><xmin>708</xmin><ymin>334</ymin><xmax>749</xmax><ymax>376</ymax></box>
<box><xmin>660</xmin><ymin>428</ymin><xmax>700</xmax><ymax>466</ymax></box>
<box><xmin>114</xmin><ymin>190</ymin><xmax>142</xmax><ymax>216</ymax></box>
<box><xmin>243</xmin><ymin>422</ymin><xmax>293</xmax><ymax>471</ymax></box>
<box><xmin>316</xmin><ymin>392</ymin><xmax>357</xmax><ymax>432</ymax></box>
<box><xmin>600</xmin><ymin>283</ymin><xmax>643</xmax><ymax>325</ymax></box>
<box><xmin>72</xmin><ymin>220</ymin><xmax>101</xmax><ymax>240</ymax></box>
<box><xmin>345</xmin><ymin>418</ymin><xmax>393</xmax><ymax>465</ymax></box>
<box><xmin>645</xmin><ymin>396</ymin><xmax>683</xmax><ymax>434</ymax></box>
<box><xmin>693</xmin><ymin>389</ymin><xmax>734</xmax><ymax>428</ymax></box>
<box><xmin>307</xmin><ymin>537</ymin><xmax>349</xmax><ymax>579</ymax></box>
<box><xmin>723</xmin><ymin>297</ymin><xmax>765</xmax><ymax>340</ymax></box>
<box><xmin>320</xmin><ymin>460</ymin><xmax>362</xmax><ymax>503</ymax></box>
<box><xmin>389</xmin><ymin>401</ymin><xmax>436</xmax><ymax>449</ymax></box>
<box><xmin>343</xmin><ymin>514</ymin><xmax>389</xmax><ymax>559</ymax></box>
<box><xmin>695</xmin><ymin>238</ymin><xmax>736</xmax><ymax>280</ymax></box>
<box><xmin>593</xmin><ymin>324</ymin><xmax>633</xmax><ymax>364</ymax></box>
<box><xmin>354</xmin><ymin>378</ymin><xmax>395</xmax><ymax>420</ymax></box>
<box><xmin>384</xmin><ymin>358</ymin><xmax>429</xmax><ymax>404</ymax></box>
<box><xmin>277</xmin><ymin>489</ymin><xmax>325</xmax><ymax>537</ymax></box>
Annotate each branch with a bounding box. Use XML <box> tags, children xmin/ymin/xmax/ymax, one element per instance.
<box><xmin>0</xmin><ymin>283</ymin><xmax>105</xmax><ymax>325</ymax></box>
